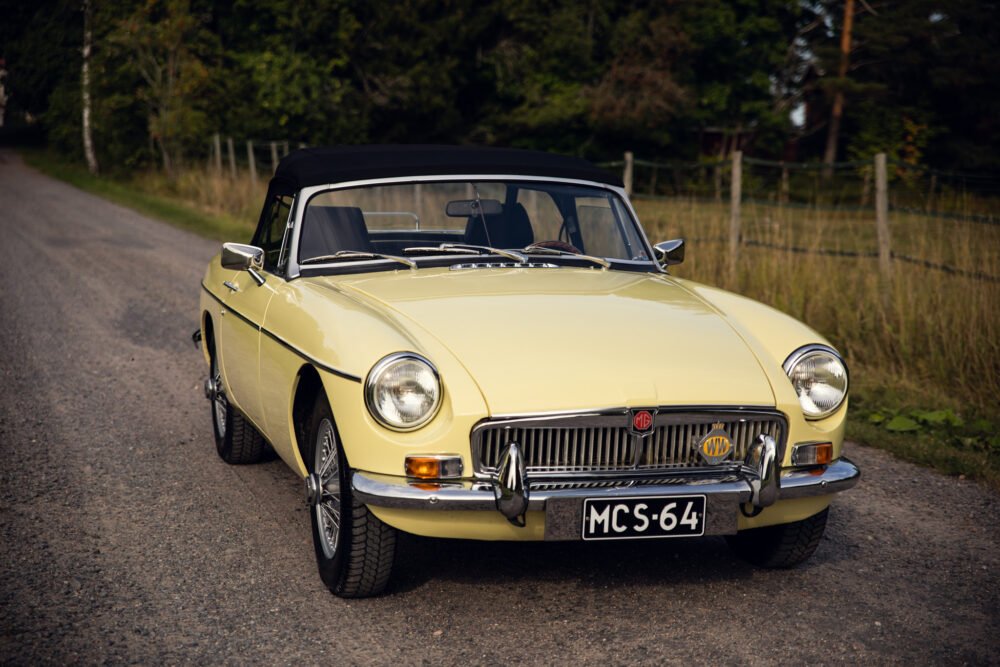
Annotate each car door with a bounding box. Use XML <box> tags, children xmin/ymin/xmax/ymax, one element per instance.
<box><xmin>218</xmin><ymin>193</ymin><xmax>293</xmax><ymax>430</ymax></box>
<box><xmin>218</xmin><ymin>272</ymin><xmax>276</xmax><ymax>428</ymax></box>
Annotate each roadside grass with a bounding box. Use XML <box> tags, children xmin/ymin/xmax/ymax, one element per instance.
<box><xmin>21</xmin><ymin>150</ymin><xmax>1000</xmax><ymax>489</ymax></box>
<box><xmin>21</xmin><ymin>149</ymin><xmax>257</xmax><ymax>242</ymax></box>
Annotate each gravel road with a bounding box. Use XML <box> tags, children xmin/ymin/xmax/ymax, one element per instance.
<box><xmin>1</xmin><ymin>150</ymin><xmax>997</xmax><ymax>665</ymax></box>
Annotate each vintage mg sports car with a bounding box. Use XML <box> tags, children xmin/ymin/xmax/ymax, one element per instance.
<box><xmin>196</xmin><ymin>145</ymin><xmax>859</xmax><ymax>597</ymax></box>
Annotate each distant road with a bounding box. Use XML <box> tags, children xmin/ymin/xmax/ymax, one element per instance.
<box><xmin>1</xmin><ymin>150</ymin><xmax>997</xmax><ymax>664</ymax></box>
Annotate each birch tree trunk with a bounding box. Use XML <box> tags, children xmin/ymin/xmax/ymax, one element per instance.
<box><xmin>81</xmin><ymin>0</ymin><xmax>99</xmax><ymax>175</ymax></box>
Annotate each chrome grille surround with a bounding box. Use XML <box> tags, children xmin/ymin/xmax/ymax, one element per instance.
<box><xmin>472</xmin><ymin>408</ymin><xmax>786</xmax><ymax>480</ymax></box>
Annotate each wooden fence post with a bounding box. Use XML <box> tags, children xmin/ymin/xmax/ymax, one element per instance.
<box><xmin>212</xmin><ymin>133</ymin><xmax>222</xmax><ymax>176</ymax></box>
<box><xmin>246</xmin><ymin>140</ymin><xmax>257</xmax><ymax>183</ymax></box>
<box><xmin>875</xmin><ymin>152</ymin><xmax>892</xmax><ymax>278</ymax></box>
<box><xmin>729</xmin><ymin>150</ymin><xmax>742</xmax><ymax>279</ymax></box>
<box><xmin>780</xmin><ymin>163</ymin><xmax>789</xmax><ymax>204</ymax></box>
<box><xmin>270</xmin><ymin>141</ymin><xmax>279</xmax><ymax>175</ymax></box>
<box><xmin>623</xmin><ymin>151</ymin><xmax>634</xmax><ymax>196</ymax></box>
<box><xmin>226</xmin><ymin>137</ymin><xmax>237</xmax><ymax>179</ymax></box>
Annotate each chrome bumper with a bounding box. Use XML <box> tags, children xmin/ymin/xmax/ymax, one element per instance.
<box><xmin>352</xmin><ymin>447</ymin><xmax>861</xmax><ymax>538</ymax></box>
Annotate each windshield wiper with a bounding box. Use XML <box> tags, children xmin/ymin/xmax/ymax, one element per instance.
<box><xmin>299</xmin><ymin>251</ymin><xmax>416</xmax><ymax>269</ymax></box>
<box><xmin>438</xmin><ymin>243</ymin><xmax>529</xmax><ymax>264</ymax></box>
<box><xmin>521</xmin><ymin>244</ymin><xmax>611</xmax><ymax>269</ymax></box>
<box><xmin>401</xmin><ymin>246</ymin><xmax>476</xmax><ymax>256</ymax></box>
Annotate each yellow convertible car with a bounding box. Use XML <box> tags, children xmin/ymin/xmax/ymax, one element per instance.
<box><xmin>195</xmin><ymin>145</ymin><xmax>859</xmax><ymax>597</ymax></box>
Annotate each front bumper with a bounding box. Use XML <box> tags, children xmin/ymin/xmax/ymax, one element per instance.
<box><xmin>352</xmin><ymin>453</ymin><xmax>860</xmax><ymax>539</ymax></box>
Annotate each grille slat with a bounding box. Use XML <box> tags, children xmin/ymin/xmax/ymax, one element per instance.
<box><xmin>474</xmin><ymin>412</ymin><xmax>784</xmax><ymax>475</ymax></box>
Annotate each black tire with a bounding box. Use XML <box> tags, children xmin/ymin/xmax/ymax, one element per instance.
<box><xmin>210</xmin><ymin>351</ymin><xmax>266</xmax><ymax>464</ymax></box>
<box><xmin>726</xmin><ymin>508</ymin><xmax>829</xmax><ymax>568</ymax></box>
<box><xmin>305</xmin><ymin>393</ymin><xmax>396</xmax><ymax>598</ymax></box>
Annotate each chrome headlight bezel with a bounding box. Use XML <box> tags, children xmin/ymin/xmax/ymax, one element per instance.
<box><xmin>364</xmin><ymin>352</ymin><xmax>442</xmax><ymax>431</ymax></box>
<box><xmin>782</xmin><ymin>344</ymin><xmax>849</xmax><ymax>420</ymax></box>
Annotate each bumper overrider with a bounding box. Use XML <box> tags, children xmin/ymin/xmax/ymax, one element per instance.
<box><xmin>351</xmin><ymin>434</ymin><xmax>860</xmax><ymax>540</ymax></box>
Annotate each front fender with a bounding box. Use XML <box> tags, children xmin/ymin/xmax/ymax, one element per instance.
<box><xmin>264</xmin><ymin>277</ymin><xmax>489</xmax><ymax>477</ymax></box>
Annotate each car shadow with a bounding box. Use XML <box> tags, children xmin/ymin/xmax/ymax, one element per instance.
<box><xmin>384</xmin><ymin>518</ymin><xmax>848</xmax><ymax>596</ymax></box>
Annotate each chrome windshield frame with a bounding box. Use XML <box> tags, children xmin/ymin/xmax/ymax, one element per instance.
<box><xmin>285</xmin><ymin>174</ymin><xmax>660</xmax><ymax>279</ymax></box>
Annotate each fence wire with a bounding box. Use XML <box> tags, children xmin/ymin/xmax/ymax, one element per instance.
<box><xmin>619</xmin><ymin>154</ymin><xmax>1000</xmax><ymax>283</ymax></box>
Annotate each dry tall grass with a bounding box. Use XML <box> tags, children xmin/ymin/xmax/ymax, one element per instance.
<box><xmin>134</xmin><ymin>167</ymin><xmax>266</xmax><ymax>232</ymax></box>
<box><xmin>131</xmin><ymin>166</ymin><xmax>998</xmax><ymax>412</ymax></box>
<box><xmin>636</xmin><ymin>197</ymin><xmax>1000</xmax><ymax>413</ymax></box>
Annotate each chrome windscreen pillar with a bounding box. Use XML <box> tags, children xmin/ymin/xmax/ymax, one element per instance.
<box><xmin>493</xmin><ymin>442</ymin><xmax>529</xmax><ymax>526</ymax></box>
<box><xmin>746</xmin><ymin>434</ymin><xmax>779</xmax><ymax>508</ymax></box>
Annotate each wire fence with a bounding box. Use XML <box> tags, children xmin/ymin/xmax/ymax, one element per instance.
<box><xmin>605</xmin><ymin>152</ymin><xmax>1000</xmax><ymax>283</ymax></box>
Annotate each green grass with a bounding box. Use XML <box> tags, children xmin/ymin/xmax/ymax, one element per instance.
<box><xmin>22</xmin><ymin>150</ymin><xmax>1000</xmax><ymax>490</ymax></box>
<box><xmin>21</xmin><ymin>149</ymin><xmax>254</xmax><ymax>242</ymax></box>
<box><xmin>847</xmin><ymin>375</ymin><xmax>1000</xmax><ymax>489</ymax></box>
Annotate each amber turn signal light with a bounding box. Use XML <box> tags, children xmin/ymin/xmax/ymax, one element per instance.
<box><xmin>405</xmin><ymin>455</ymin><xmax>463</xmax><ymax>480</ymax></box>
<box><xmin>791</xmin><ymin>442</ymin><xmax>833</xmax><ymax>466</ymax></box>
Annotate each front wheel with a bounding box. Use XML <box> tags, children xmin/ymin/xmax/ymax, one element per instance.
<box><xmin>726</xmin><ymin>508</ymin><xmax>829</xmax><ymax>568</ymax></box>
<box><xmin>210</xmin><ymin>351</ymin><xmax>265</xmax><ymax>464</ymax></box>
<box><xmin>305</xmin><ymin>393</ymin><xmax>396</xmax><ymax>598</ymax></box>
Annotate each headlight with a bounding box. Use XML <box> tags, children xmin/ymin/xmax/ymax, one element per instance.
<box><xmin>365</xmin><ymin>353</ymin><xmax>442</xmax><ymax>430</ymax></box>
<box><xmin>783</xmin><ymin>345</ymin><xmax>849</xmax><ymax>420</ymax></box>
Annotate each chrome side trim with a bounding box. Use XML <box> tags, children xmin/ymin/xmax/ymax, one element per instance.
<box><xmin>200</xmin><ymin>283</ymin><xmax>362</xmax><ymax>383</ymax></box>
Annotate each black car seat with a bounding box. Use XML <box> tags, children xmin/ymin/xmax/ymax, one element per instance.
<box><xmin>299</xmin><ymin>206</ymin><xmax>373</xmax><ymax>260</ymax></box>
<box><xmin>464</xmin><ymin>202</ymin><xmax>534</xmax><ymax>249</ymax></box>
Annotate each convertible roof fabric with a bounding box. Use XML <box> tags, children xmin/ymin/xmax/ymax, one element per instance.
<box><xmin>267</xmin><ymin>145</ymin><xmax>623</xmax><ymax>196</ymax></box>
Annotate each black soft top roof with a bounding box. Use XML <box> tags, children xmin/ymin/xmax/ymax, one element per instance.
<box><xmin>267</xmin><ymin>145</ymin><xmax>622</xmax><ymax>197</ymax></box>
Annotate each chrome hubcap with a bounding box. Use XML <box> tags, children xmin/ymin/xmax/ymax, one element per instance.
<box><xmin>210</xmin><ymin>364</ymin><xmax>227</xmax><ymax>438</ymax></box>
<box><xmin>313</xmin><ymin>418</ymin><xmax>342</xmax><ymax>559</ymax></box>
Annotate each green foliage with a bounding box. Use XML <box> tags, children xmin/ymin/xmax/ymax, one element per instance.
<box><xmin>107</xmin><ymin>0</ymin><xmax>217</xmax><ymax>174</ymax></box>
<box><xmin>2</xmin><ymin>0</ymin><xmax>998</xmax><ymax>170</ymax></box>
<box><xmin>847</xmin><ymin>384</ymin><xmax>1000</xmax><ymax>488</ymax></box>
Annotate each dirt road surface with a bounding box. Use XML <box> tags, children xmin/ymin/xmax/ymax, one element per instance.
<box><xmin>1</xmin><ymin>150</ymin><xmax>997</xmax><ymax>665</ymax></box>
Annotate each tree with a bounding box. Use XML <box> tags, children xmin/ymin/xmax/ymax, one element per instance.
<box><xmin>81</xmin><ymin>0</ymin><xmax>99</xmax><ymax>173</ymax></box>
<box><xmin>110</xmin><ymin>0</ymin><xmax>214</xmax><ymax>176</ymax></box>
<box><xmin>821</xmin><ymin>0</ymin><xmax>854</xmax><ymax>176</ymax></box>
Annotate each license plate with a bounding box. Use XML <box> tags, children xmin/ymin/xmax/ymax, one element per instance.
<box><xmin>581</xmin><ymin>495</ymin><xmax>706</xmax><ymax>540</ymax></box>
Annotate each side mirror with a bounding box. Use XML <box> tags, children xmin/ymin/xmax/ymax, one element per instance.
<box><xmin>653</xmin><ymin>238</ymin><xmax>685</xmax><ymax>266</ymax></box>
<box><xmin>221</xmin><ymin>242</ymin><xmax>266</xmax><ymax>285</ymax></box>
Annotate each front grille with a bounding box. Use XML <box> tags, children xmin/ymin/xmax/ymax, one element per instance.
<box><xmin>473</xmin><ymin>411</ymin><xmax>785</xmax><ymax>477</ymax></box>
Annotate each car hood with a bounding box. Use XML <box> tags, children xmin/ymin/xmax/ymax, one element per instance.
<box><xmin>330</xmin><ymin>268</ymin><xmax>776</xmax><ymax>415</ymax></box>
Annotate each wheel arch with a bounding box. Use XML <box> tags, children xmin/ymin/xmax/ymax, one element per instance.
<box><xmin>291</xmin><ymin>364</ymin><xmax>325</xmax><ymax>468</ymax></box>
<box><xmin>200</xmin><ymin>311</ymin><xmax>215</xmax><ymax>365</ymax></box>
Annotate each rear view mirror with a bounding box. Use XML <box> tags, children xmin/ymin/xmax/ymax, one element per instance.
<box><xmin>446</xmin><ymin>199</ymin><xmax>503</xmax><ymax>217</ymax></box>
<box><xmin>653</xmin><ymin>238</ymin><xmax>685</xmax><ymax>266</ymax></box>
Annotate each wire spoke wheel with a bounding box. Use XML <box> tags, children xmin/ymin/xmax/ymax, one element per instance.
<box><xmin>313</xmin><ymin>418</ymin><xmax>341</xmax><ymax>559</ymax></box>
<box><xmin>211</xmin><ymin>356</ymin><xmax>227</xmax><ymax>440</ymax></box>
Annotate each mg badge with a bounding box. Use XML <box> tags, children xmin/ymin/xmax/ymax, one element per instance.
<box><xmin>628</xmin><ymin>409</ymin><xmax>656</xmax><ymax>436</ymax></box>
<box><xmin>697</xmin><ymin>422</ymin><xmax>733</xmax><ymax>465</ymax></box>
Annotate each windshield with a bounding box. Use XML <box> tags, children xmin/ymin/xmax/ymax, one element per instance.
<box><xmin>297</xmin><ymin>180</ymin><xmax>650</xmax><ymax>267</ymax></box>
